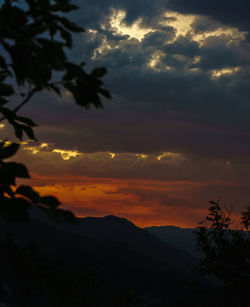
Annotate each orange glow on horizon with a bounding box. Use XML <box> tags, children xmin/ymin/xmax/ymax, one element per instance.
<box><xmin>19</xmin><ymin>173</ymin><xmax>245</xmax><ymax>229</ymax></box>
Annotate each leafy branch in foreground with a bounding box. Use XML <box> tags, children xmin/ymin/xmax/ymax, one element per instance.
<box><xmin>0</xmin><ymin>141</ymin><xmax>76</xmax><ymax>223</ymax></box>
<box><xmin>0</xmin><ymin>0</ymin><xmax>111</xmax><ymax>222</ymax></box>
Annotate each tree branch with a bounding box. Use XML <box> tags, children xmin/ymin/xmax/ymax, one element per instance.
<box><xmin>13</xmin><ymin>87</ymin><xmax>39</xmax><ymax>113</ymax></box>
<box><xmin>0</xmin><ymin>87</ymin><xmax>39</xmax><ymax>122</ymax></box>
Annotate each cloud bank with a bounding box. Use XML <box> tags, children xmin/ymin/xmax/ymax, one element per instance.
<box><xmin>3</xmin><ymin>0</ymin><xmax>250</xmax><ymax>226</ymax></box>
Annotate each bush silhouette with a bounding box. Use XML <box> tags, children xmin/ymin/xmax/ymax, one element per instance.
<box><xmin>194</xmin><ymin>201</ymin><xmax>250</xmax><ymax>306</ymax></box>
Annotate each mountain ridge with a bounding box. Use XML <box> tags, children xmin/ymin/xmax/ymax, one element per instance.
<box><xmin>145</xmin><ymin>225</ymin><xmax>198</xmax><ymax>257</ymax></box>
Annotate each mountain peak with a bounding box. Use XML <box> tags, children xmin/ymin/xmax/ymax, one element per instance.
<box><xmin>103</xmin><ymin>215</ymin><xmax>134</xmax><ymax>224</ymax></box>
<box><xmin>103</xmin><ymin>215</ymin><xmax>126</xmax><ymax>221</ymax></box>
<box><xmin>79</xmin><ymin>215</ymin><xmax>136</xmax><ymax>229</ymax></box>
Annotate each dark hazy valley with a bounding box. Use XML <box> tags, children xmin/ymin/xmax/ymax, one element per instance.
<box><xmin>1</xmin><ymin>205</ymin><xmax>249</xmax><ymax>306</ymax></box>
<box><xmin>0</xmin><ymin>211</ymin><xmax>209</xmax><ymax>307</ymax></box>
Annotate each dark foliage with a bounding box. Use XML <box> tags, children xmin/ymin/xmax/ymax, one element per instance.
<box><xmin>0</xmin><ymin>1</ymin><xmax>112</xmax><ymax>306</ymax></box>
<box><xmin>0</xmin><ymin>0</ymin><xmax>111</xmax><ymax>223</ymax></box>
<box><xmin>194</xmin><ymin>201</ymin><xmax>250</xmax><ymax>306</ymax></box>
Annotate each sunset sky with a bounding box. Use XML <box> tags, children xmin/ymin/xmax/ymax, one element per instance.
<box><xmin>2</xmin><ymin>0</ymin><xmax>250</xmax><ymax>227</ymax></box>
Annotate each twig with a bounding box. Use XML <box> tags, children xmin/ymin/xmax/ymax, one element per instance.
<box><xmin>13</xmin><ymin>87</ymin><xmax>39</xmax><ymax>113</ymax></box>
<box><xmin>0</xmin><ymin>87</ymin><xmax>38</xmax><ymax>122</ymax></box>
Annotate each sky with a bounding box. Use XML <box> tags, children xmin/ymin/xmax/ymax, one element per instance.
<box><xmin>2</xmin><ymin>0</ymin><xmax>250</xmax><ymax>227</ymax></box>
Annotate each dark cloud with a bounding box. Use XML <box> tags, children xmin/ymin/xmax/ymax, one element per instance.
<box><xmin>198</xmin><ymin>36</ymin><xmax>248</xmax><ymax>70</ymax></box>
<box><xmin>167</xmin><ymin>0</ymin><xmax>250</xmax><ymax>33</ymax></box>
<box><xmin>8</xmin><ymin>60</ymin><xmax>249</xmax><ymax>161</ymax></box>
<box><xmin>162</xmin><ymin>36</ymin><xmax>199</xmax><ymax>59</ymax></box>
<box><xmin>72</xmin><ymin>0</ymin><xmax>166</xmax><ymax>27</ymax></box>
<box><xmin>142</xmin><ymin>28</ymin><xmax>176</xmax><ymax>48</ymax></box>
<box><xmin>3</xmin><ymin>1</ymin><xmax>250</xmax><ymax>171</ymax></box>
<box><xmin>191</xmin><ymin>16</ymin><xmax>222</xmax><ymax>34</ymax></box>
<box><xmin>2</xmin><ymin>0</ymin><xmax>250</xmax><ymax>226</ymax></box>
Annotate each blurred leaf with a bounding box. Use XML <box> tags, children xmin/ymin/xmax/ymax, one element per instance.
<box><xmin>0</xmin><ymin>96</ymin><xmax>8</xmax><ymax>105</ymax></box>
<box><xmin>22</xmin><ymin>125</ymin><xmax>37</xmax><ymax>141</ymax></box>
<box><xmin>59</xmin><ymin>27</ymin><xmax>72</xmax><ymax>47</ymax></box>
<box><xmin>0</xmin><ymin>54</ymin><xmax>7</xmax><ymax>69</ymax></box>
<box><xmin>50</xmin><ymin>83</ymin><xmax>61</xmax><ymax>96</ymax></box>
<box><xmin>0</xmin><ymin>82</ymin><xmax>14</xmax><ymax>96</ymax></box>
<box><xmin>15</xmin><ymin>116</ymin><xmax>37</xmax><ymax>127</ymax></box>
<box><xmin>0</xmin><ymin>142</ymin><xmax>20</xmax><ymax>159</ymax></box>
<box><xmin>38</xmin><ymin>206</ymin><xmax>78</xmax><ymax>224</ymax></box>
<box><xmin>59</xmin><ymin>17</ymin><xmax>83</xmax><ymax>32</ymax></box>
<box><xmin>99</xmin><ymin>88</ymin><xmax>111</xmax><ymax>99</ymax></box>
<box><xmin>51</xmin><ymin>2</ymin><xmax>79</xmax><ymax>13</ymax></box>
<box><xmin>14</xmin><ymin>123</ymin><xmax>23</xmax><ymax>140</ymax></box>
<box><xmin>3</xmin><ymin>162</ymin><xmax>30</xmax><ymax>179</ymax></box>
<box><xmin>92</xmin><ymin>67</ymin><xmax>107</xmax><ymax>78</ymax></box>
<box><xmin>59</xmin><ymin>209</ymin><xmax>79</xmax><ymax>224</ymax></box>
<box><xmin>0</xmin><ymin>184</ymin><xmax>15</xmax><ymax>198</ymax></box>
<box><xmin>40</xmin><ymin>196</ymin><xmax>61</xmax><ymax>208</ymax></box>
<box><xmin>16</xmin><ymin>185</ymin><xmax>40</xmax><ymax>203</ymax></box>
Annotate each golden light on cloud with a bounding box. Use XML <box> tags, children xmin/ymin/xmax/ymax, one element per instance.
<box><xmin>24</xmin><ymin>142</ymin><xmax>50</xmax><ymax>155</ymax></box>
<box><xmin>21</xmin><ymin>143</ymin><xmax>188</xmax><ymax>165</ymax></box>
<box><xmin>109</xmin><ymin>152</ymin><xmax>116</xmax><ymax>159</ymax></box>
<box><xmin>86</xmin><ymin>28</ymin><xmax>112</xmax><ymax>59</ymax></box>
<box><xmin>148</xmin><ymin>51</ymin><xmax>175</xmax><ymax>72</ymax></box>
<box><xmin>194</xmin><ymin>28</ymin><xmax>246</xmax><ymax>46</ymax></box>
<box><xmin>87</xmin><ymin>8</ymin><xmax>247</xmax><ymax>76</ymax></box>
<box><xmin>24</xmin><ymin>146</ymin><xmax>39</xmax><ymax>155</ymax></box>
<box><xmin>211</xmin><ymin>67</ymin><xmax>240</xmax><ymax>78</ymax></box>
<box><xmin>23</xmin><ymin>142</ymin><xmax>82</xmax><ymax>161</ymax></box>
<box><xmin>0</xmin><ymin>140</ymin><xmax>12</xmax><ymax>146</ymax></box>
<box><xmin>136</xmin><ymin>154</ymin><xmax>149</xmax><ymax>159</ymax></box>
<box><xmin>40</xmin><ymin>143</ymin><xmax>49</xmax><ymax>149</ymax></box>
<box><xmin>108</xmin><ymin>8</ymin><xmax>153</xmax><ymax>41</ymax></box>
<box><xmin>189</xmin><ymin>68</ymin><xmax>200</xmax><ymax>72</ymax></box>
<box><xmin>193</xmin><ymin>56</ymin><xmax>201</xmax><ymax>64</ymax></box>
<box><xmin>156</xmin><ymin>152</ymin><xmax>182</xmax><ymax>161</ymax></box>
<box><xmin>163</xmin><ymin>11</ymin><xmax>195</xmax><ymax>38</ymax></box>
<box><xmin>148</xmin><ymin>51</ymin><xmax>165</xmax><ymax>70</ymax></box>
<box><xmin>162</xmin><ymin>11</ymin><xmax>246</xmax><ymax>46</ymax></box>
<box><xmin>87</xmin><ymin>29</ymin><xmax>98</xmax><ymax>35</ymax></box>
<box><xmin>52</xmin><ymin>149</ymin><xmax>82</xmax><ymax>160</ymax></box>
<box><xmin>0</xmin><ymin>124</ymin><xmax>5</xmax><ymax>129</ymax></box>
<box><xmin>92</xmin><ymin>36</ymin><xmax>112</xmax><ymax>59</ymax></box>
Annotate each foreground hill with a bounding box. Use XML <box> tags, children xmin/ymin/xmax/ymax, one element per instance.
<box><xmin>0</xmin><ymin>213</ymin><xmax>199</xmax><ymax>306</ymax></box>
<box><xmin>64</xmin><ymin>215</ymin><xmax>197</xmax><ymax>270</ymax></box>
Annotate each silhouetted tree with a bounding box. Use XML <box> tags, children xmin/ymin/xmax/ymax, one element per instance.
<box><xmin>194</xmin><ymin>201</ymin><xmax>250</xmax><ymax>306</ymax></box>
<box><xmin>0</xmin><ymin>1</ymin><xmax>110</xmax><ymax>306</ymax></box>
<box><xmin>0</xmin><ymin>0</ymin><xmax>110</xmax><ymax>223</ymax></box>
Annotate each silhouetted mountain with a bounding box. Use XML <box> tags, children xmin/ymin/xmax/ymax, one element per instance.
<box><xmin>27</xmin><ymin>209</ymin><xmax>197</xmax><ymax>269</ymax></box>
<box><xmin>64</xmin><ymin>215</ymin><xmax>197</xmax><ymax>271</ymax></box>
<box><xmin>145</xmin><ymin>226</ymin><xmax>198</xmax><ymax>257</ymax></box>
<box><xmin>0</xmin><ymin>212</ymin><xmax>200</xmax><ymax>306</ymax></box>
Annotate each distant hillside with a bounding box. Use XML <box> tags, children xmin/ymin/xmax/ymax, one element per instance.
<box><xmin>145</xmin><ymin>226</ymin><xmax>199</xmax><ymax>257</ymax></box>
